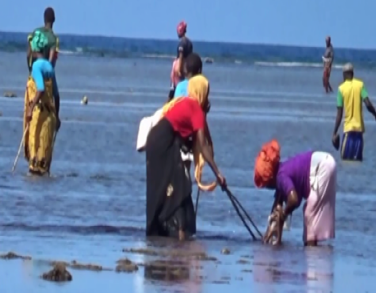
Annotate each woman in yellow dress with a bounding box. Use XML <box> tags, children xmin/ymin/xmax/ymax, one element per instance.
<box><xmin>24</xmin><ymin>29</ymin><xmax>60</xmax><ymax>175</ymax></box>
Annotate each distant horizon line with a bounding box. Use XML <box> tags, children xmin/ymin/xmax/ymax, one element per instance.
<box><xmin>1</xmin><ymin>30</ymin><xmax>375</xmax><ymax>51</ymax></box>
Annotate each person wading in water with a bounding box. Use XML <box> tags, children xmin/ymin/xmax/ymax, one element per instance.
<box><xmin>24</xmin><ymin>30</ymin><xmax>60</xmax><ymax>176</ymax></box>
<box><xmin>322</xmin><ymin>36</ymin><xmax>334</xmax><ymax>93</ymax></box>
<box><xmin>332</xmin><ymin>63</ymin><xmax>376</xmax><ymax>161</ymax></box>
<box><xmin>254</xmin><ymin>140</ymin><xmax>337</xmax><ymax>247</ymax></box>
<box><xmin>146</xmin><ymin>75</ymin><xmax>225</xmax><ymax>241</ymax></box>
<box><xmin>27</xmin><ymin>7</ymin><xmax>61</xmax><ymax>131</ymax></box>
<box><xmin>168</xmin><ymin>21</ymin><xmax>193</xmax><ymax>100</ymax></box>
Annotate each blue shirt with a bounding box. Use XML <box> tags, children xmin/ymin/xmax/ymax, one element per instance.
<box><xmin>31</xmin><ymin>58</ymin><xmax>59</xmax><ymax>98</ymax></box>
<box><xmin>174</xmin><ymin>79</ymin><xmax>188</xmax><ymax>98</ymax></box>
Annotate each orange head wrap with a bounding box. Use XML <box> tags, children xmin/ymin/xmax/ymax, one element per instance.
<box><xmin>254</xmin><ymin>139</ymin><xmax>281</xmax><ymax>188</ymax></box>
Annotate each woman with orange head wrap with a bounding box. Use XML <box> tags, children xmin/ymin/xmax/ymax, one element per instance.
<box><xmin>254</xmin><ymin>140</ymin><xmax>337</xmax><ymax>247</ymax></box>
<box><xmin>145</xmin><ymin>74</ymin><xmax>225</xmax><ymax>241</ymax></box>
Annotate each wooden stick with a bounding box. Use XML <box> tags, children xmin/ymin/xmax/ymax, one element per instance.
<box><xmin>12</xmin><ymin>125</ymin><xmax>29</xmax><ymax>173</ymax></box>
<box><xmin>224</xmin><ymin>187</ymin><xmax>257</xmax><ymax>240</ymax></box>
<box><xmin>228</xmin><ymin>189</ymin><xmax>263</xmax><ymax>238</ymax></box>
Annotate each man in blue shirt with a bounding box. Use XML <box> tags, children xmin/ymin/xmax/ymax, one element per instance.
<box><xmin>174</xmin><ymin>52</ymin><xmax>203</xmax><ymax>98</ymax></box>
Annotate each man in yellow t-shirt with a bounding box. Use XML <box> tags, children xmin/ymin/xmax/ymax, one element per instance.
<box><xmin>332</xmin><ymin>63</ymin><xmax>376</xmax><ymax>161</ymax></box>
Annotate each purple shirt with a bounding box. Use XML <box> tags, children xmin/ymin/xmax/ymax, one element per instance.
<box><xmin>276</xmin><ymin>151</ymin><xmax>313</xmax><ymax>203</ymax></box>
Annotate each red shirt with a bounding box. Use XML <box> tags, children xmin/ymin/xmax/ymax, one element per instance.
<box><xmin>165</xmin><ymin>98</ymin><xmax>205</xmax><ymax>138</ymax></box>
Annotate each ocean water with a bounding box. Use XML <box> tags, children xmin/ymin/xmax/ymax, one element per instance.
<box><xmin>0</xmin><ymin>34</ymin><xmax>376</xmax><ymax>293</ymax></box>
<box><xmin>1</xmin><ymin>31</ymin><xmax>376</xmax><ymax>68</ymax></box>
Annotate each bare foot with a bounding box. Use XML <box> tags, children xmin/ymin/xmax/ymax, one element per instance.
<box><xmin>178</xmin><ymin>230</ymin><xmax>185</xmax><ymax>241</ymax></box>
<box><xmin>304</xmin><ymin>240</ymin><xmax>318</xmax><ymax>247</ymax></box>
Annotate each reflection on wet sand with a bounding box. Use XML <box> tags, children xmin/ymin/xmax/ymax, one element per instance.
<box><xmin>144</xmin><ymin>259</ymin><xmax>190</xmax><ymax>281</ymax></box>
<box><xmin>137</xmin><ymin>240</ymin><xmax>206</xmax><ymax>292</ymax></box>
<box><xmin>304</xmin><ymin>246</ymin><xmax>334</xmax><ymax>292</ymax></box>
<box><xmin>252</xmin><ymin>243</ymin><xmax>334</xmax><ymax>292</ymax></box>
<box><xmin>0</xmin><ymin>239</ymin><xmax>219</xmax><ymax>288</ymax></box>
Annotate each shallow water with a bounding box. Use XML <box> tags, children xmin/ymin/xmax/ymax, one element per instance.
<box><xmin>1</xmin><ymin>52</ymin><xmax>376</xmax><ymax>292</ymax></box>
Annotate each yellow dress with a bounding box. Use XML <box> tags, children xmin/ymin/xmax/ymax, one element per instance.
<box><xmin>23</xmin><ymin>77</ymin><xmax>57</xmax><ymax>175</ymax></box>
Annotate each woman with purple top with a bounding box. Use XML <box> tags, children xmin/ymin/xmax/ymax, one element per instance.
<box><xmin>253</xmin><ymin>140</ymin><xmax>337</xmax><ymax>246</ymax></box>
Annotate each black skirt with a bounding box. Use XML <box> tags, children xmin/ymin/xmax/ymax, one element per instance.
<box><xmin>145</xmin><ymin>118</ymin><xmax>196</xmax><ymax>238</ymax></box>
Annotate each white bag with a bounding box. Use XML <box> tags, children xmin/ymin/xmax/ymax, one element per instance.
<box><xmin>136</xmin><ymin>108</ymin><xmax>163</xmax><ymax>152</ymax></box>
<box><xmin>135</xmin><ymin>107</ymin><xmax>193</xmax><ymax>162</ymax></box>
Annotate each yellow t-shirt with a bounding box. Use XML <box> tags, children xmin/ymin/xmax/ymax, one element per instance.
<box><xmin>337</xmin><ymin>78</ymin><xmax>368</xmax><ymax>133</ymax></box>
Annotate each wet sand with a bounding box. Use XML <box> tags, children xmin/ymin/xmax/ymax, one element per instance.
<box><xmin>0</xmin><ymin>53</ymin><xmax>376</xmax><ymax>292</ymax></box>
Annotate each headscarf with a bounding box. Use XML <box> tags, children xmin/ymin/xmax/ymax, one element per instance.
<box><xmin>161</xmin><ymin>74</ymin><xmax>209</xmax><ymax>116</ymax></box>
<box><xmin>177</xmin><ymin>21</ymin><xmax>187</xmax><ymax>37</ymax></box>
<box><xmin>254</xmin><ymin>140</ymin><xmax>281</xmax><ymax>188</ymax></box>
<box><xmin>187</xmin><ymin>75</ymin><xmax>209</xmax><ymax>106</ymax></box>
<box><xmin>30</xmin><ymin>30</ymin><xmax>49</xmax><ymax>52</ymax></box>
<box><xmin>188</xmin><ymin>75</ymin><xmax>216</xmax><ymax>192</ymax></box>
<box><xmin>161</xmin><ymin>75</ymin><xmax>217</xmax><ymax>192</ymax></box>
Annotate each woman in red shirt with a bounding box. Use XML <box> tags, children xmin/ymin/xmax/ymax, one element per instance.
<box><xmin>146</xmin><ymin>75</ymin><xmax>226</xmax><ymax>240</ymax></box>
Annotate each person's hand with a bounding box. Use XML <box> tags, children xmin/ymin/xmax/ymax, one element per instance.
<box><xmin>263</xmin><ymin>210</ymin><xmax>283</xmax><ymax>245</ymax></box>
<box><xmin>206</xmin><ymin>102</ymin><xmax>211</xmax><ymax>114</ymax></box>
<box><xmin>26</xmin><ymin>104</ymin><xmax>34</xmax><ymax>123</ymax></box>
<box><xmin>216</xmin><ymin>173</ymin><xmax>226</xmax><ymax>190</ymax></box>
<box><xmin>56</xmin><ymin>116</ymin><xmax>61</xmax><ymax>131</ymax></box>
<box><xmin>332</xmin><ymin>134</ymin><xmax>340</xmax><ymax>150</ymax></box>
<box><xmin>264</xmin><ymin>206</ymin><xmax>284</xmax><ymax>245</ymax></box>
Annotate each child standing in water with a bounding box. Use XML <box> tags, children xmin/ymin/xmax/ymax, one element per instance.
<box><xmin>254</xmin><ymin>140</ymin><xmax>337</xmax><ymax>246</ymax></box>
<box><xmin>173</xmin><ymin>53</ymin><xmax>203</xmax><ymax>98</ymax></box>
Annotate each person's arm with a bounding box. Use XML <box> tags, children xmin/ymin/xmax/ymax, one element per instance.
<box><xmin>49</xmin><ymin>35</ymin><xmax>59</xmax><ymax>66</ymax></box>
<box><xmin>264</xmin><ymin>190</ymin><xmax>285</xmax><ymax>244</ymax></box>
<box><xmin>204</xmin><ymin>121</ymin><xmax>213</xmax><ymax>147</ymax></box>
<box><xmin>270</xmin><ymin>190</ymin><xmax>283</xmax><ymax>213</ymax></box>
<box><xmin>167</xmin><ymin>88</ymin><xmax>175</xmax><ymax>102</ymax></box>
<box><xmin>276</xmin><ymin>175</ymin><xmax>301</xmax><ymax>220</ymax></box>
<box><xmin>30</xmin><ymin>64</ymin><xmax>45</xmax><ymax>108</ymax></box>
<box><xmin>333</xmin><ymin>90</ymin><xmax>343</xmax><ymax>137</ymax></box>
<box><xmin>49</xmin><ymin>47</ymin><xmax>56</xmax><ymax>64</ymax></box>
<box><xmin>178</xmin><ymin>52</ymin><xmax>184</xmax><ymax>77</ymax></box>
<box><xmin>177</xmin><ymin>40</ymin><xmax>185</xmax><ymax>77</ymax></box>
<box><xmin>282</xmin><ymin>190</ymin><xmax>301</xmax><ymax>218</ymax></box>
<box><xmin>196</xmin><ymin>129</ymin><xmax>220</xmax><ymax>176</ymax></box>
<box><xmin>361</xmin><ymin>85</ymin><xmax>376</xmax><ymax>118</ymax></box>
<box><xmin>26</xmin><ymin>34</ymin><xmax>33</xmax><ymax>72</ymax></box>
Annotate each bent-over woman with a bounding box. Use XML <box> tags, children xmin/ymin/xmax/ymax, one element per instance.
<box><xmin>24</xmin><ymin>29</ymin><xmax>60</xmax><ymax>175</ymax></box>
<box><xmin>254</xmin><ymin>140</ymin><xmax>337</xmax><ymax>246</ymax></box>
<box><xmin>146</xmin><ymin>75</ymin><xmax>225</xmax><ymax>240</ymax></box>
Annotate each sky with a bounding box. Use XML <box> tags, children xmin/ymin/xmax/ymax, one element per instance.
<box><xmin>0</xmin><ymin>0</ymin><xmax>375</xmax><ymax>49</ymax></box>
